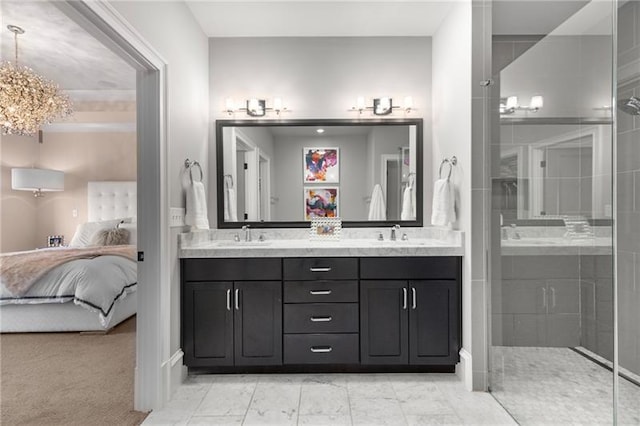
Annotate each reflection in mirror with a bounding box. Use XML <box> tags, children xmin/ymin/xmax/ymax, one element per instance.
<box><xmin>499</xmin><ymin>123</ymin><xmax>611</xmax><ymax>221</ymax></box>
<box><xmin>216</xmin><ymin>119</ymin><xmax>423</xmax><ymax>228</ymax></box>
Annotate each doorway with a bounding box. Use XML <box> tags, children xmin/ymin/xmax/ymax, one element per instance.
<box><xmin>56</xmin><ymin>1</ymin><xmax>169</xmax><ymax>410</ymax></box>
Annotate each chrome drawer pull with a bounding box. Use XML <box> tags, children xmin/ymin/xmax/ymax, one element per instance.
<box><xmin>310</xmin><ymin>316</ymin><xmax>332</xmax><ymax>322</ymax></box>
<box><xmin>310</xmin><ymin>267</ymin><xmax>332</xmax><ymax>272</ymax></box>
<box><xmin>310</xmin><ymin>290</ymin><xmax>332</xmax><ymax>295</ymax></box>
<box><xmin>412</xmin><ymin>287</ymin><xmax>417</xmax><ymax>310</ymax></box>
<box><xmin>310</xmin><ymin>346</ymin><xmax>333</xmax><ymax>353</ymax></box>
<box><xmin>226</xmin><ymin>289</ymin><xmax>231</xmax><ymax>311</ymax></box>
<box><xmin>235</xmin><ymin>288</ymin><xmax>240</xmax><ymax>310</ymax></box>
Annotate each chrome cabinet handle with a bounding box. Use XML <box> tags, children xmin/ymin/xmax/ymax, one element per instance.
<box><xmin>310</xmin><ymin>267</ymin><xmax>332</xmax><ymax>272</ymax></box>
<box><xmin>235</xmin><ymin>288</ymin><xmax>240</xmax><ymax>310</ymax></box>
<box><xmin>402</xmin><ymin>288</ymin><xmax>408</xmax><ymax>310</ymax></box>
<box><xmin>551</xmin><ymin>287</ymin><xmax>556</xmax><ymax>308</ymax></box>
<box><xmin>310</xmin><ymin>290</ymin><xmax>332</xmax><ymax>295</ymax></box>
<box><xmin>310</xmin><ymin>316</ymin><xmax>332</xmax><ymax>322</ymax></box>
<box><xmin>226</xmin><ymin>289</ymin><xmax>231</xmax><ymax>311</ymax></box>
<box><xmin>542</xmin><ymin>287</ymin><xmax>547</xmax><ymax>309</ymax></box>
<box><xmin>412</xmin><ymin>287</ymin><xmax>417</xmax><ymax>310</ymax></box>
<box><xmin>310</xmin><ymin>346</ymin><xmax>332</xmax><ymax>353</ymax></box>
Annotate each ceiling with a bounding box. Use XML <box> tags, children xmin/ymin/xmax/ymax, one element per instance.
<box><xmin>0</xmin><ymin>0</ymin><xmax>135</xmax><ymax>94</ymax></box>
<box><xmin>185</xmin><ymin>1</ymin><xmax>456</xmax><ymax>37</ymax></box>
<box><xmin>0</xmin><ymin>0</ymin><xmax>611</xmax><ymax>96</ymax></box>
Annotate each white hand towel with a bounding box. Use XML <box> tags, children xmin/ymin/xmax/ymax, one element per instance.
<box><xmin>368</xmin><ymin>184</ymin><xmax>387</xmax><ymax>220</ymax></box>
<box><xmin>224</xmin><ymin>187</ymin><xmax>238</xmax><ymax>222</ymax></box>
<box><xmin>185</xmin><ymin>181</ymin><xmax>210</xmax><ymax>230</ymax></box>
<box><xmin>400</xmin><ymin>186</ymin><xmax>414</xmax><ymax>220</ymax></box>
<box><xmin>431</xmin><ymin>178</ymin><xmax>456</xmax><ymax>226</ymax></box>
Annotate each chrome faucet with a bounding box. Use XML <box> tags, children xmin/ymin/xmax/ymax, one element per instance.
<box><xmin>242</xmin><ymin>225</ymin><xmax>252</xmax><ymax>242</ymax></box>
<box><xmin>390</xmin><ymin>224</ymin><xmax>401</xmax><ymax>241</ymax></box>
<box><xmin>510</xmin><ymin>224</ymin><xmax>521</xmax><ymax>240</ymax></box>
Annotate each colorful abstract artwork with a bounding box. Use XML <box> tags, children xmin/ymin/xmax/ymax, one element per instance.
<box><xmin>304</xmin><ymin>187</ymin><xmax>339</xmax><ymax>220</ymax></box>
<box><xmin>303</xmin><ymin>147</ymin><xmax>339</xmax><ymax>183</ymax></box>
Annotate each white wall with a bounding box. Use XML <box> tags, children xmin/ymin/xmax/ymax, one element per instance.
<box><xmin>108</xmin><ymin>0</ymin><xmax>209</xmax><ymax>397</ymax></box>
<box><xmin>501</xmin><ymin>36</ymin><xmax>611</xmax><ymax>118</ymax></box>
<box><xmin>432</xmin><ymin>1</ymin><xmax>475</xmax><ymax>389</ymax></box>
<box><xmin>209</xmin><ymin>37</ymin><xmax>433</xmax><ymax>225</ymax></box>
<box><xmin>273</xmin><ymin>134</ymin><xmax>368</xmax><ymax>221</ymax></box>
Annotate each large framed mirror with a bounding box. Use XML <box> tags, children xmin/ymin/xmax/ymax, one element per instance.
<box><xmin>216</xmin><ymin>119</ymin><xmax>423</xmax><ymax>228</ymax></box>
<box><xmin>498</xmin><ymin>120</ymin><xmax>612</xmax><ymax>223</ymax></box>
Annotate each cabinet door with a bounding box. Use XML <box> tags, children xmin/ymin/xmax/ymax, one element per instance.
<box><xmin>360</xmin><ymin>281</ymin><xmax>408</xmax><ymax>365</ymax></box>
<box><xmin>234</xmin><ymin>281</ymin><xmax>282</xmax><ymax>366</ymax></box>
<box><xmin>409</xmin><ymin>280</ymin><xmax>459</xmax><ymax>365</ymax></box>
<box><xmin>183</xmin><ymin>281</ymin><xmax>233</xmax><ymax>367</ymax></box>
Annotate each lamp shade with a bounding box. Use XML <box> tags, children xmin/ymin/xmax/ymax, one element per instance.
<box><xmin>11</xmin><ymin>168</ymin><xmax>64</xmax><ymax>192</ymax></box>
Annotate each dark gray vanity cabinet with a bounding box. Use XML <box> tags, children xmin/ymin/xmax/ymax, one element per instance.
<box><xmin>183</xmin><ymin>281</ymin><xmax>233</xmax><ymax>366</ymax></box>
<box><xmin>282</xmin><ymin>258</ymin><xmax>360</xmax><ymax>365</ymax></box>
<box><xmin>182</xmin><ymin>256</ymin><xmax>461</xmax><ymax>370</ymax></box>
<box><xmin>360</xmin><ymin>257</ymin><xmax>461</xmax><ymax>366</ymax></box>
<box><xmin>181</xmin><ymin>258</ymin><xmax>282</xmax><ymax>367</ymax></box>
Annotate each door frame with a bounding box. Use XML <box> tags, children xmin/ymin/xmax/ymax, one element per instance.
<box><xmin>57</xmin><ymin>1</ymin><xmax>169</xmax><ymax>411</ymax></box>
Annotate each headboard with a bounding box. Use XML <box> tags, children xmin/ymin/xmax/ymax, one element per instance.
<box><xmin>88</xmin><ymin>181</ymin><xmax>137</xmax><ymax>222</ymax></box>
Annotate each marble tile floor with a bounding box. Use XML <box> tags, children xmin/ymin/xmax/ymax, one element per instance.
<box><xmin>491</xmin><ymin>346</ymin><xmax>640</xmax><ymax>426</ymax></box>
<box><xmin>143</xmin><ymin>373</ymin><xmax>516</xmax><ymax>425</ymax></box>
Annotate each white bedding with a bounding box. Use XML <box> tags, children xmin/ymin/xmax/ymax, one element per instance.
<box><xmin>0</xmin><ymin>254</ymin><xmax>137</xmax><ymax>327</ymax></box>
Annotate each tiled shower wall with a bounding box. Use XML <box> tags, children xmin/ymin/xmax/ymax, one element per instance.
<box><xmin>616</xmin><ymin>0</ymin><xmax>640</xmax><ymax>377</ymax></box>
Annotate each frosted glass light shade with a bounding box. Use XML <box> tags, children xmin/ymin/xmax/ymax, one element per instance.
<box><xmin>530</xmin><ymin>95</ymin><xmax>544</xmax><ymax>110</ymax></box>
<box><xmin>11</xmin><ymin>168</ymin><xmax>64</xmax><ymax>192</ymax></box>
<box><xmin>506</xmin><ymin>96</ymin><xmax>519</xmax><ymax>110</ymax></box>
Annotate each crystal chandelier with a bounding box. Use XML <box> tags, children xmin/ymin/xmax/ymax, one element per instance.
<box><xmin>0</xmin><ymin>25</ymin><xmax>72</xmax><ymax>136</ymax></box>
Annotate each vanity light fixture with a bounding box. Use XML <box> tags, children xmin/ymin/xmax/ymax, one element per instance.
<box><xmin>500</xmin><ymin>95</ymin><xmax>544</xmax><ymax>115</ymax></box>
<box><xmin>350</xmin><ymin>96</ymin><xmax>414</xmax><ymax>115</ymax></box>
<box><xmin>224</xmin><ymin>97</ymin><xmax>288</xmax><ymax>117</ymax></box>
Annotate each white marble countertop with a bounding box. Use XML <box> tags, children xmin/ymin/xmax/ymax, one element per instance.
<box><xmin>179</xmin><ymin>227</ymin><xmax>464</xmax><ymax>258</ymax></box>
<box><xmin>501</xmin><ymin>236</ymin><xmax>612</xmax><ymax>256</ymax></box>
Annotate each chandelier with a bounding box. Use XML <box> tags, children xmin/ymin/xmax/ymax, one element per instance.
<box><xmin>0</xmin><ymin>25</ymin><xmax>72</xmax><ymax>136</ymax></box>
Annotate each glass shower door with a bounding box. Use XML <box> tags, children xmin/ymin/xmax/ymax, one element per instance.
<box><xmin>488</xmin><ymin>1</ymin><xmax>621</xmax><ymax>423</ymax></box>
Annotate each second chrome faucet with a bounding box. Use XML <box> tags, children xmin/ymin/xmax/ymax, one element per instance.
<box><xmin>241</xmin><ymin>225</ymin><xmax>252</xmax><ymax>242</ymax></box>
<box><xmin>390</xmin><ymin>224</ymin><xmax>401</xmax><ymax>241</ymax></box>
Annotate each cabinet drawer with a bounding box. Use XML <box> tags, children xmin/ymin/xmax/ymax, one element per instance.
<box><xmin>182</xmin><ymin>258</ymin><xmax>282</xmax><ymax>281</ymax></box>
<box><xmin>283</xmin><ymin>258</ymin><xmax>358</xmax><ymax>281</ymax></box>
<box><xmin>284</xmin><ymin>280</ymin><xmax>358</xmax><ymax>303</ymax></box>
<box><xmin>284</xmin><ymin>303</ymin><xmax>358</xmax><ymax>333</ymax></box>
<box><xmin>360</xmin><ymin>257</ymin><xmax>460</xmax><ymax>280</ymax></box>
<box><xmin>284</xmin><ymin>334</ymin><xmax>359</xmax><ymax>364</ymax></box>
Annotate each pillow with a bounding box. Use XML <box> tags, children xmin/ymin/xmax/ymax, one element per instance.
<box><xmin>68</xmin><ymin>219</ymin><xmax>124</xmax><ymax>248</ymax></box>
<box><xmin>118</xmin><ymin>223</ymin><xmax>137</xmax><ymax>246</ymax></box>
<box><xmin>91</xmin><ymin>228</ymin><xmax>130</xmax><ymax>246</ymax></box>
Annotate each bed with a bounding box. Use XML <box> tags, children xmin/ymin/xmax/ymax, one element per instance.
<box><xmin>0</xmin><ymin>181</ymin><xmax>137</xmax><ymax>332</ymax></box>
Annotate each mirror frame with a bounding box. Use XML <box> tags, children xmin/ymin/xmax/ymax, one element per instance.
<box><xmin>216</xmin><ymin>118</ymin><xmax>424</xmax><ymax>228</ymax></box>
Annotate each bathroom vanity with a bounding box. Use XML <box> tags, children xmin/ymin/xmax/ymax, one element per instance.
<box><xmin>179</xmin><ymin>231</ymin><xmax>463</xmax><ymax>372</ymax></box>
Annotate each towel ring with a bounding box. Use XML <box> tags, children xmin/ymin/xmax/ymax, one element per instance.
<box><xmin>439</xmin><ymin>159</ymin><xmax>453</xmax><ymax>180</ymax></box>
<box><xmin>185</xmin><ymin>159</ymin><xmax>203</xmax><ymax>183</ymax></box>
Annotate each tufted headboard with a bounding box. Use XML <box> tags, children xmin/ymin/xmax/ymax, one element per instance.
<box><xmin>87</xmin><ymin>181</ymin><xmax>137</xmax><ymax>222</ymax></box>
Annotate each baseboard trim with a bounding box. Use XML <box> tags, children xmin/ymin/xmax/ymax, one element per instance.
<box><xmin>457</xmin><ymin>348</ymin><xmax>473</xmax><ymax>391</ymax></box>
<box><xmin>162</xmin><ymin>349</ymin><xmax>185</xmax><ymax>401</ymax></box>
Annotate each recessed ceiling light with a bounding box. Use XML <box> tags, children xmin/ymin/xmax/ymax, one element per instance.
<box><xmin>316</xmin><ymin>128</ymin><xmax>325</xmax><ymax>134</ymax></box>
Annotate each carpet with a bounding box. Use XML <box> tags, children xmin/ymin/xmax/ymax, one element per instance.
<box><xmin>0</xmin><ymin>316</ymin><xmax>149</xmax><ymax>425</ymax></box>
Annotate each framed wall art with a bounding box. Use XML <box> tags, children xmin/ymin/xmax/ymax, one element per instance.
<box><xmin>303</xmin><ymin>147</ymin><xmax>339</xmax><ymax>183</ymax></box>
<box><xmin>304</xmin><ymin>187</ymin><xmax>338</xmax><ymax>220</ymax></box>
